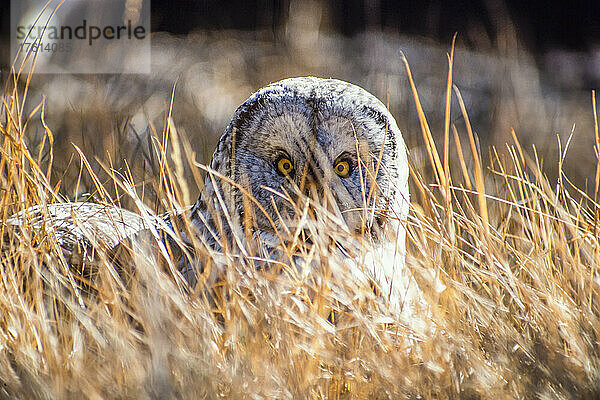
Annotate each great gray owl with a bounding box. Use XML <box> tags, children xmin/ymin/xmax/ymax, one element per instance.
<box><xmin>7</xmin><ymin>77</ymin><xmax>419</xmax><ymax>315</ymax></box>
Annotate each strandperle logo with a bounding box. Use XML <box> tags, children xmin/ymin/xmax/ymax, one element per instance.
<box><xmin>16</xmin><ymin>19</ymin><xmax>147</xmax><ymax>46</ymax></box>
<box><xmin>11</xmin><ymin>0</ymin><xmax>151</xmax><ymax>74</ymax></box>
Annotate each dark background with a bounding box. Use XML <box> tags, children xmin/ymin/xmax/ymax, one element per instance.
<box><xmin>2</xmin><ymin>0</ymin><xmax>600</xmax><ymax>61</ymax></box>
<box><xmin>149</xmin><ymin>0</ymin><xmax>600</xmax><ymax>52</ymax></box>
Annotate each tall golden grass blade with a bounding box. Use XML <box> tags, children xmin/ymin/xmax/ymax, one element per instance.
<box><xmin>443</xmin><ymin>34</ymin><xmax>457</xmax><ymax>194</ymax></box>
<box><xmin>402</xmin><ymin>54</ymin><xmax>446</xmax><ymax>191</ymax></box>
<box><xmin>453</xmin><ymin>86</ymin><xmax>489</xmax><ymax>237</ymax></box>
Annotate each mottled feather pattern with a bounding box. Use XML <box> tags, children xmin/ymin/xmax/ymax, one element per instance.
<box><xmin>7</xmin><ymin>202</ymin><xmax>149</xmax><ymax>250</ymax></box>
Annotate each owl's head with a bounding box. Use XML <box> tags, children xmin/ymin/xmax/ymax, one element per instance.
<box><xmin>203</xmin><ymin>77</ymin><xmax>408</xmax><ymax>241</ymax></box>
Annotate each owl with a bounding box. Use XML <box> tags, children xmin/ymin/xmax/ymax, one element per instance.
<box><xmin>7</xmin><ymin>77</ymin><xmax>417</xmax><ymax>314</ymax></box>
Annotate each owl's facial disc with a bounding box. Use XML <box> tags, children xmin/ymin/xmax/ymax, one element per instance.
<box><xmin>234</xmin><ymin>110</ymin><xmax>386</xmax><ymax>237</ymax></box>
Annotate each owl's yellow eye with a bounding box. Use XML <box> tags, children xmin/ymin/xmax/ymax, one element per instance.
<box><xmin>334</xmin><ymin>160</ymin><xmax>351</xmax><ymax>178</ymax></box>
<box><xmin>277</xmin><ymin>157</ymin><xmax>294</xmax><ymax>175</ymax></box>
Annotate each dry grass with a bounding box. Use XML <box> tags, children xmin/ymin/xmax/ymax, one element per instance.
<box><xmin>1</xmin><ymin>39</ymin><xmax>600</xmax><ymax>399</ymax></box>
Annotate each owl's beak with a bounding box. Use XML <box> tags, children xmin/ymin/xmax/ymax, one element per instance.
<box><xmin>298</xmin><ymin>161</ymin><xmax>324</xmax><ymax>197</ymax></box>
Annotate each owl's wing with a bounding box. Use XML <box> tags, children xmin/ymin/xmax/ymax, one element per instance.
<box><xmin>6</xmin><ymin>202</ymin><xmax>151</xmax><ymax>258</ymax></box>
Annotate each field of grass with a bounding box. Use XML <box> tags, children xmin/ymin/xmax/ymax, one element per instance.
<box><xmin>1</xmin><ymin>32</ymin><xmax>600</xmax><ymax>399</ymax></box>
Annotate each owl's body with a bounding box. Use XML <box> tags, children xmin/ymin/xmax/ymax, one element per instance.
<box><xmin>7</xmin><ymin>77</ymin><xmax>417</xmax><ymax>314</ymax></box>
